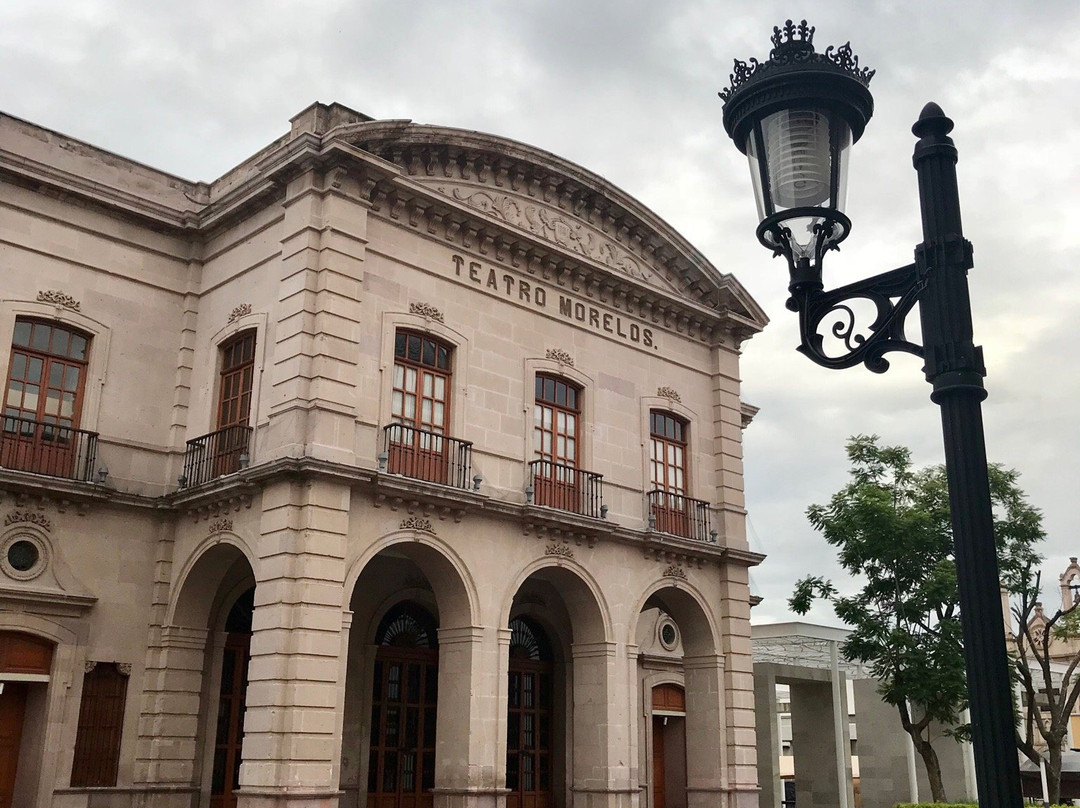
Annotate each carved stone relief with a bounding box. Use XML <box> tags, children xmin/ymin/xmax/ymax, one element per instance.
<box><xmin>434</xmin><ymin>185</ymin><xmax>654</xmax><ymax>284</ymax></box>
<box><xmin>37</xmin><ymin>290</ymin><xmax>81</xmax><ymax>311</ymax></box>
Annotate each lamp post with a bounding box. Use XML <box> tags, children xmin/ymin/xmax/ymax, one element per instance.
<box><xmin>720</xmin><ymin>20</ymin><xmax>1022</xmax><ymax>808</ymax></box>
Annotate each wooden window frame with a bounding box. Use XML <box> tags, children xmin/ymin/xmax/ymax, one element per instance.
<box><xmin>533</xmin><ymin>375</ymin><xmax>581</xmax><ymax>468</ymax></box>
<box><xmin>649</xmin><ymin>411</ymin><xmax>688</xmax><ymax>496</ymax></box>
<box><xmin>4</xmin><ymin>318</ymin><xmax>90</xmax><ymax>429</ymax></box>
<box><xmin>215</xmin><ymin>330</ymin><xmax>256</xmax><ymax>432</ymax></box>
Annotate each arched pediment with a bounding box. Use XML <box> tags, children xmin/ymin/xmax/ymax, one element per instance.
<box><xmin>327</xmin><ymin>121</ymin><xmax>768</xmax><ymax>337</ymax></box>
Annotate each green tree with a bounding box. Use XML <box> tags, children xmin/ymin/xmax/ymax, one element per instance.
<box><xmin>789</xmin><ymin>435</ymin><xmax>1043</xmax><ymax>803</ymax></box>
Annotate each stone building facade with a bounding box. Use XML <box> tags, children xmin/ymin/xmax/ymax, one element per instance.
<box><xmin>0</xmin><ymin>101</ymin><xmax>767</xmax><ymax>808</ymax></box>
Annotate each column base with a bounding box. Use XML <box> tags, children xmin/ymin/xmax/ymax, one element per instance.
<box><xmin>432</xmin><ymin>787</ymin><xmax>510</xmax><ymax>808</ymax></box>
<box><xmin>237</xmin><ymin>788</ymin><xmax>342</xmax><ymax>808</ymax></box>
<box><xmin>571</xmin><ymin>786</ymin><xmax>640</xmax><ymax>808</ymax></box>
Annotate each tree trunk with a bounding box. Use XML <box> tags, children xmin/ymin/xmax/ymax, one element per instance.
<box><xmin>907</xmin><ymin>726</ymin><xmax>948</xmax><ymax>803</ymax></box>
<box><xmin>1048</xmin><ymin>744</ymin><xmax>1063</xmax><ymax>806</ymax></box>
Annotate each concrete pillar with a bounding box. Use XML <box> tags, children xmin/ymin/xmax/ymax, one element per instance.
<box><xmin>752</xmin><ymin>666</ymin><xmax>780</xmax><ymax>808</ymax></box>
<box><xmin>570</xmin><ymin>641</ymin><xmax>635</xmax><ymax>808</ymax></box>
<box><xmin>789</xmin><ymin>676</ymin><xmax>851</xmax><ymax>808</ymax></box>
<box><xmin>237</xmin><ymin>478</ymin><xmax>349</xmax><ymax>808</ymax></box>
<box><xmin>852</xmin><ymin>678</ymin><xmax>915</xmax><ymax>806</ymax></box>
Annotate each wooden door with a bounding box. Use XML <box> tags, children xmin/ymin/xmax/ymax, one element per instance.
<box><xmin>210</xmin><ymin>633</ymin><xmax>250</xmax><ymax>808</ymax></box>
<box><xmin>0</xmin><ymin>683</ymin><xmax>27</xmax><ymax>808</ymax></box>
<box><xmin>652</xmin><ymin>715</ymin><xmax>666</xmax><ymax>808</ymax></box>
<box><xmin>367</xmin><ymin>651</ymin><xmax>438</xmax><ymax>808</ymax></box>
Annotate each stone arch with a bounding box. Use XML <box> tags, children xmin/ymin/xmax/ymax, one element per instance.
<box><xmin>631</xmin><ymin>579</ymin><xmax>726</xmax><ymax>806</ymax></box>
<box><xmin>630</xmin><ymin>579</ymin><xmax>721</xmax><ymax>658</ymax></box>
<box><xmin>166</xmin><ymin>534</ymin><xmax>257</xmax><ymax>629</ymax></box>
<box><xmin>344</xmin><ymin>528</ymin><xmax>478</xmax><ymax>630</ymax></box>
<box><xmin>500</xmin><ymin>556</ymin><xmax>611</xmax><ymax>646</ymax></box>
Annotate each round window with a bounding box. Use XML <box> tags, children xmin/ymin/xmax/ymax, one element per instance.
<box><xmin>7</xmin><ymin>540</ymin><xmax>39</xmax><ymax>571</ymax></box>
<box><xmin>658</xmin><ymin>619</ymin><xmax>679</xmax><ymax>651</ymax></box>
<box><xmin>1</xmin><ymin>534</ymin><xmax>48</xmax><ymax>581</ymax></box>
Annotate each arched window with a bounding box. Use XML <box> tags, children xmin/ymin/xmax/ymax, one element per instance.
<box><xmin>649</xmin><ymin>411</ymin><xmax>687</xmax><ymax>496</ymax></box>
<box><xmin>216</xmin><ymin>331</ymin><xmax>256</xmax><ymax>432</ymax></box>
<box><xmin>534</xmin><ymin>375</ymin><xmax>579</xmax><ymax>469</ymax></box>
<box><xmin>388</xmin><ymin>331</ymin><xmax>454</xmax><ymax>484</ymax></box>
<box><xmin>3</xmin><ymin>318</ymin><xmax>93</xmax><ymax>478</ymax></box>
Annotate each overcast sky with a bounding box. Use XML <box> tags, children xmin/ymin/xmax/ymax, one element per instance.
<box><xmin>3</xmin><ymin>0</ymin><xmax>1078</xmax><ymax>626</ymax></box>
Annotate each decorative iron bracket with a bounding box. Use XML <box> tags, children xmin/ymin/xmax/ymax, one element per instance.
<box><xmin>787</xmin><ymin>261</ymin><xmax>926</xmax><ymax>373</ymax></box>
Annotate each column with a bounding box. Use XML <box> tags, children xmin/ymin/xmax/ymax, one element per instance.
<box><xmin>753</xmin><ymin>666</ymin><xmax>780</xmax><ymax>808</ymax></box>
<box><xmin>431</xmin><ymin>625</ymin><xmax>507</xmax><ymax>808</ymax></box>
<box><xmin>570</xmin><ymin>641</ymin><xmax>635</xmax><ymax>808</ymax></box>
<box><xmin>237</xmin><ymin>478</ymin><xmax>349</xmax><ymax>808</ymax></box>
<box><xmin>683</xmin><ymin>653</ymin><xmax>727</xmax><ymax>808</ymax></box>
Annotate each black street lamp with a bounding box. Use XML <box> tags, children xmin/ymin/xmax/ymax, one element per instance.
<box><xmin>720</xmin><ymin>20</ymin><xmax>1022</xmax><ymax>808</ymax></box>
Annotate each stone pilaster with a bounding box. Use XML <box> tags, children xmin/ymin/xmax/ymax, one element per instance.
<box><xmin>134</xmin><ymin>624</ymin><xmax>210</xmax><ymax>786</ymax></box>
<box><xmin>264</xmin><ymin>167</ymin><xmax>367</xmax><ymax>465</ymax></box>
<box><xmin>236</xmin><ymin>477</ymin><xmax>350</xmax><ymax>808</ymax></box>
<box><xmin>718</xmin><ymin>562</ymin><xmax>759</xmax><ymax>808</ymax></box>
<box><xmin>683</xmin><ymin>653</ymin><xmax>728</xmax><ymax>808</ymax></box>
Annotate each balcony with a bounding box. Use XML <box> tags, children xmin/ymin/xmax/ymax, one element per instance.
<box><xmin>646</xmin><ymin>489</ymin><xmax>713</xmax><ymax>542</ymax></box>
<box><xmin>182</xmin><ymin>424</ymin><xmax>252</xmax><ymax>488</ymax></box>
<box><xmin>383</xmin><ymin>424</ymin><xmax>473</xmax><ymax>489</ymax></box>
<box><xmin>0</xmin><ymin>415</ymin><xmax>98</xmax><ymax>482</ymax></box>
<box><xmin>528</xmin><ymin>459</ymin><xmax>604</xmax><ymax>519</ymax></box>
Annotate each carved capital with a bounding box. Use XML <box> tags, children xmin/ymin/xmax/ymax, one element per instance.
<box><xmin>409</xmin><ymin>302</ymin><xmax>445</xmax><ymax>323</ymax></box>
<box><xmin>4</xmin><ymin>511</ymin><xmax>51</xmax><ymax>532</ymax></box>
<box><xmin>84</xmin><ymin>660</ymin><xmax>97</xmax><ymax>673</ymax></box>
<box><xmin>546</xmin><ymin>348</ymin><xmax>574</xmax><ymax>367</ymax></box>
<box><xmin>662</xmin><ymin>564</ymin><xmax>688</xmax><ymax>580</ymax></box>
<box><xmin>228</xmin><ymin>303</ymin><xmax>253</xmax><ymax>323</ymax></box>
<box><xmin>208</xmin><ymin>518</ymin><xmax>233</xmax><ymax>535</ymax></box>
<box><xmin>37</xmin><ymin>290</ymin><xmax>81</xmax><ymax>311</ymax></box>
<box><xmin>116</xmin><ymin>662</ymin><xmax>132</xmax><ymax>676</ymax></box>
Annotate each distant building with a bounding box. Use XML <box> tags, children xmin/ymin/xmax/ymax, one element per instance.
<box><xmin>0</xmin><ymin>102</ymin><xmax>768</xmax><ymax>808</ymax></box>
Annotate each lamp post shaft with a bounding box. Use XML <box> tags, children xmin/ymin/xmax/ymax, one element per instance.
<box><xmin>913</xmin><ymin>103</ymin><xmax>1022</xmax><ymax>808</ymax></box>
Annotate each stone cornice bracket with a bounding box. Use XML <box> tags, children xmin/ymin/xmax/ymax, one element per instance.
<box><xmin>37</xmin><ymin>290</ymin><xmax>81</xmax><ymax>312</ymax></box>
<box><xmin>546</xmin><ymin>348</ymin><xmax>574</xmax><ymax>367</ymax></box>
<box><xmin>228</xmin><ymin>303</ymin><xmax>253</xmax><ymax>323</ymax></box>
<box><xmin>409</xmin><ymin>302</ymin><xmax>444</xmax><ymax>323</ymax></box>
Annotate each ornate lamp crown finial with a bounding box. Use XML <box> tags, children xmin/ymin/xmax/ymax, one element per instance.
<box><xmin>770</xmin><ymin>19</ymin><xmax>815</xmax><ymax>53</ymax></box>
<box><xmin>719</xmin><ymin>19</ymin><xmax>874</xmax><ymax>103</ymax></box>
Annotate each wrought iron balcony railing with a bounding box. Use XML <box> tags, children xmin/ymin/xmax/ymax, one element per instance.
<box><xmin>182</xmin><ymin>424</ymin><xmax>252</xmax><ymax>488</ymax></box>
<box><xmin>383</xmin><ymin>424</ymin><xmax>473</xmax><ymax>489</ymax></box>
<box><xmin>0</xmin><ymin>415</ymin><xmax>98</xmax><ymax>482</ymax></box>
<box><xmin>528</xmin><ymin>459</ymin><xmax>604</xmax><ymax>519</ymax></box>
<box><xmin>646</xmin><ymin>489</ymin><xmax>713</xmax><ymax>542</ymax></box>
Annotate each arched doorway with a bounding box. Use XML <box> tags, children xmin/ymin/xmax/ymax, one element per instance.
<box><xmin>0</xmin><ymin>632</ymin><xmax>52</xmax><ymax>808</ymax></box>
<box><xmin>507</xmin><ymin>617</ymin><xmax>554</xmax><ymax>808</ymax></box>
<box><xmin>210</xmin><ymin>587</ymin><xmax>253</xmax><ymax>808</ymax></box>
<box><xmin>367</xmin><ymin>602</ymin><xmax>439</xmax><ymax>808</ymax></box>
